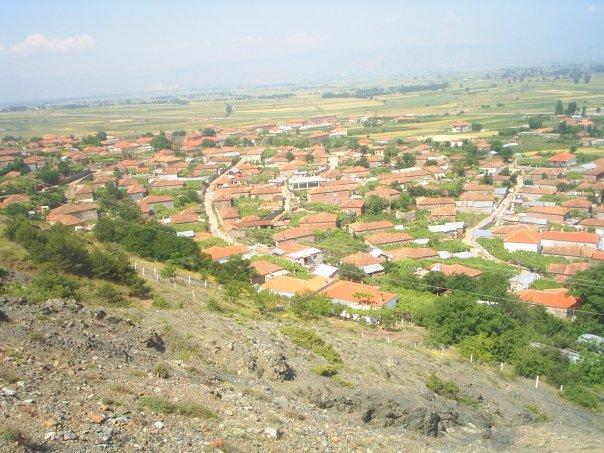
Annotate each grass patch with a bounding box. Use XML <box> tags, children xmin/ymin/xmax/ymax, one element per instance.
<box><xmin>560</xmin><ymin>385</ymin><xmax>599</xmax><ymax>410</ymax></box>
<box><xmin>525</xmin><ymin>404</ymin><xmax>549</xmax><ymax>422</ymax></box>
<box><xmin>281</xmin><ymin>326</ymin><xmax>343</xmax><ymax>376</ymax></box>
<box><xmin>138</xmin><ymin>395</ymin><xmax>219</xmax><ymax>419</ymax></box>
<box><xmin>426</xmin><ymin>373</ymin><xmax>481</xmax><ymax>407</ymax></box>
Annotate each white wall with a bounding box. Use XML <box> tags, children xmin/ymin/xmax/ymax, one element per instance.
<box><xmin>504</xmin><ymin>242</ymin><xmax>540</xmax><ymax>253</ymax></box>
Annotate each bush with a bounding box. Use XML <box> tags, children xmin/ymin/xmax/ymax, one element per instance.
<box><xmin>28</xmin><ymin>266</ymin><xmax>79</xmax><ymax>300</ymax></box>
<box><xmin>290</xmin><ymin>293</ymin><xmax>334</xmax><ymax>319</ymax></box>
<box><xmin>206</xmin><ymin>297</ymin><xmax>222</xmax><ymax>313</ymax></box>
<box><xmin>280</xmin><ymin>326</ymin><xmax>342</xmax><ymax>365</ymax></box>
<box><xmin>96</xmin><ymin>283</ymin><xmax>128</xmax><ymax>307</ymax></box>
<box><xmin>458</xmin><ymin>333</ymin><xmax>495</xmax><ymax>363</ymax></box>
<box><xmin>561</xmin><ymin>385</ymin><xmax>599</xmax><ymax>409</ymax></box>
<box><xmin>138</xmin><ymin>396</ymin><xmax>219</xmax><ymax>419</ymax></box>
<box><xmin>312</xmin><ymin>364</ymin><xmax>341</xmax><ymax>377</ymax></box>
<box><xmin>152</xmin><ymin>296</ymin><xmax>169</xmax><ymax>309</ymax></box>
<box><xmin>426</xmin><ymin>374</ymin><xmax>459</xmax><ymax>399</ymax></box>
<box><xmin>153</xmin><ymin>362</ymin><xmax>171</xmax><ymax>379</ymax></box>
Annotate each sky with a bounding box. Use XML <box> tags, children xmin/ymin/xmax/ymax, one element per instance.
<box><xmin>0</xmin><ymin>0</ymin><xmax>603</xmax><ymax>104</ymax></box>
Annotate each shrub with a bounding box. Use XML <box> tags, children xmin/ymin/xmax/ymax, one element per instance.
<box><xmin>152</xmin><ymin>296</ymin><xmax>170</xmax><ymax>309</ymax></box>
<box><xmin>312</xmin><ymin>364</ymin><xmax>341</xmax><ymax>377</ymax></box>
<box><xmin>426</xmin><ymin>374</ymin><xmax>459</xmax><ymax>400</ymax></box>
<box><xmin>561</xmin><ymin>385</ymin><xmax>599</xmax><ymax>409</ymax></box>
<box><xmin>280</xmin><ymin>326</ymin><xmax>342</xmax><ymax>365</ymax></box>
<box><xmin>153</xmin><ymin>362</ymin><xmax>171</xmax><ymax>379</ymax></box>
<box><xmin>138</xmin><ymin>396</ymin><xmax>219</xmax><ymax>419</ymax></box>
<box><xmin>28</xmin><ymin>266</ymin><xmax>79</xmax><ymax>300</ymax></box>
<box><xmin>96</xmin><ymin>283</ymin><xmax>128</xmax><ymax>307</ymax></box>
<box><xmin>290</xmin><ymin>293</ymin><xmax>334</xmax><ymax>319</ymax></box>
<box><xmin>206</xmin><ymin>297</ymin><xmax>222</xmax><ymax>313</ymax></box>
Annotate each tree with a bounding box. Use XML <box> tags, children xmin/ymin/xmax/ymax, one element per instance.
<box><xmin>97</xmin><ymin>131</ymin><xmax>107</xmax><ymax>141</ymax></box>
<box><xmin>202</xmin><ymin>127</ymin><xmax>216</xmax><ymax>137</ymax></box>
<box><xmin>581</xmin><ymin>106</ymin><xmax>587</xmax><ymax>117</ymax></box>
<box><xmin>555</xmin><ymin>100</ymin><xmax>564</xmax><ymax>115</ymax></box>
<box><xmin>339</xmin><ymin>263</ymin><xmax>365</xmax><ymax>282</ymax></box>
<box><xmin>285</xmin><ymin>151</ymin><xmax>295</xmax><ymax>162</ymax></box>
<box><xmin>584</xmin><ymin>73</ymin><xmax>591</xmax><ymax>84</ymax></box>
<box><xmin>528</xmin><ymin>117</ymin><xmax>543</xmax><ymax>129</ymax></box>
<box><xmin>565</xmin><ymin>101</ymin><xmax>578</xmax><ymax>116</ymax></box>
<box><xmin>38</xmin><ymin>163</ymin><xmax>60</xmax><ymax>185</ymax></box>
<box><xmin>425</xmin><ymin>271</ymin><xmax>447</xmax><ymax>295</ymax></box>
<box><xmin>398</xmin><ymin>152</ymin><xmax>416</xmax><ymax>169</ymax></box>
<box><xmin>160</xmin><ymin>263</ymin><xmax>177</xmax><ymax>280</ymax></box>
<box><xmin>225</xmin><ymin>104</ymin><xmax>234</xmax><ymax>116</ymax></box>
<box><xmin>471</xmin><ymin>122</ymin><xmax>483</xmax><ymax>131</ymax></box>
<box><xmin>151</xmin><ymin>131</ymin><xmax>172</xmax><ymax>151</ymax></box>
<box><xmin>356</xmin><ymin>155</ymin><xmax>369</xmax><ymax>168</ymax></box>
<box><xmin>364</xmin><ymin>195</ymin><xmax>388</xmax><ymax>215</ymax></box>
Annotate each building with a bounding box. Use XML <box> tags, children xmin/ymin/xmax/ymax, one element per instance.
<box><xmin>451</xmin><ymin>120</ymin><xmax>470</xmax><ymax>133</ymax></box>
<box><xmin>321</xmin><ymin>280</ymin><xmax>397</xmax><ymax>310</ymax></box>
<box><xmin>259</xmin><ymin>275</ymin><xmax>329</xmax><ymax>298</ymax></box>
<box><xmin>428</xmin><ymin>263</ymin><xmax>483</xmax><ymax>278</ymax></box>
<box><xmin>548</xmin><ymin>152</ymin><xmax>577</xmax><ymax>168</ymax></box>
<box><xmin>203</xmin><ymin>245</ymin><xmax>249</xmax><ymax>263</ymax></box>
<box><xmin>298</xmin><ymin>213</ymin><xmax>338</xmax><ymax>231</ymax></box>
<box><xmin>348</xmin><ymin>220</ymin><xmax>394</xmax><ymax>235</ymax></box>
<box><xmin>341</xmin><ymin>252</ymin><xmax>384</xmax><ymax>275</ymax></box>
<box><xmin>272</xmin><ymin>227</ymin><xmax>315</xmax><ymax>246</ymax></box>
<box><xmin>540</xmin><ymin>231</ymin><xmax>600</xmax><ymax>250</ymax></box>
<box><xmin>249</xmin><ymin>260</ymin><xmax>289</xmax><ymax>284</ymax></box>
<box><xmin>503</xmin><ymin>228</ymin><xmax>542</xmax><ymax>253</ymax></box>
<box><xmin>364</xmin><ymin>231</ymin><xmax>412</xmax><ymax>247</ymax></box>
<box><xmin>276</xmin><ymin>241</ymin><xmax>323</xmax><ymax>268</ymax></box>
<box><xmin>517</xmin><ymin>288</ymin><xmax>579</xmax><ymax>318</ymax></box>
<box><xmin>526</xmin><ymin>206</ymin><xmax>570</xmax><ymax>223</ymax></box>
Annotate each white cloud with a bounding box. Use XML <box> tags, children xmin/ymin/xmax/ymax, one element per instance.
<box><xmin>584</xmin><ymin>5</ymin><xmax>600</xmax><ymax>13</ymax></box>
<box><xmin>12</xmin><ymin>33</ymin><xmax>95</xmax><ymax>55</ymax></box>
<box><xmin>384</xmin><ymin>16</ymin><xmax>398</xmax><ymax>24</ymax></box>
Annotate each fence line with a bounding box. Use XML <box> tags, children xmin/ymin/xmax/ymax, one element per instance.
<box><xmin>132</xmin><ymin>261</ymin><xmax>222</xmax><ymax>292</ymax></box>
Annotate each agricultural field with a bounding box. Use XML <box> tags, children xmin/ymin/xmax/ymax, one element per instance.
<box><xmin>1</xmin><ymin>74</ymin><xmax>603</xmax><ymax>139</ymax></box>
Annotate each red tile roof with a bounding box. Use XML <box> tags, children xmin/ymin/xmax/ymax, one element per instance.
<box><xmin>517</xmin><ymin>288</ymin><xmax>578</xmax><ymax>309</ymax></box>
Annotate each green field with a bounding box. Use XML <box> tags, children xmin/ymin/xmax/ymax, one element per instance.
<box><xmin>1</xmin><ymin>74</ymin><xmax>603</xmax><ymax>138</ymax></box>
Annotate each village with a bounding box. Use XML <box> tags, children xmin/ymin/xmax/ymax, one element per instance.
<box><xmin>1</xmin><ymin>107</ymin><xmax>603</xmax><ymax>321</ymax></box>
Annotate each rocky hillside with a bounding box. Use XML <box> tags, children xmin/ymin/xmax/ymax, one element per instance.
<box><xmin>1</xmin><ymin>292</ymin><xmax>602</xmax><ymax>452</ymax></box>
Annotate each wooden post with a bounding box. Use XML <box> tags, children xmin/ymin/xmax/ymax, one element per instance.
<box><xmin>560</xmin><ymin>384</ymin><xmax>563</xmax><ymax>392</ymax></box>
<box><xmin>192</xmin><ymin>290</ymin><xmax>195</xmax><ymax>298</ymax></box>
<box><xmin>218</xmin><ymin>284</ymin><xmax>221</xmax><ymax>291</ymax></box>
<box><xmin>500</xmin><ymin>362</ymin><xmax>504</xmax><ymax>371</ymax></box>
<box><xmin>204</xmin><ymin>280</ymin><xmax>208</xmax><ymax>288</ymax></box>
<box><xmin>535</xmin><ymin>375</ymin><xmax>540</xmax><ymax>389</ymax></box>
<box><xmin>142</xmin><ymin>267</ymin><xmax>145</xmax><ymax>276</ymax></box>
<box><xmin>156</xmin><ymin>274</ymin><xmax>159</xmax><ymax>282</ymax></box>
<box><xmin>470</xmin><ymin>354</ymin><xmax>473</xmax><ymax>363</ymax></box>
<box><xmin>361</xmin><ymin>331</ymin><xmax>364</xmax><ymax>339</ymax></box>
<box><xmin>134</xmin><ymin>261</ymin><xmax>137</xmax><ymax>270</ymax></box>
<box><xmin>188</xmin><ymin>276</ymin><xmax>191</xmax><ymax>285</ymax></box>
<box><xmin>154</xmin><ymin>267</ymin><xmax>157</xmax><ymax>276</ymax></box>
<box><xmin>173</xmin><ymin>281</ymin><xmax>176</xmax><ymax>289</ymax></box>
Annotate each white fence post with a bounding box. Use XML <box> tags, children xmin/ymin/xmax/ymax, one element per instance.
<box><xmin>470</xmin><ymin>354</ymin><xmax>473</xmax><ymax>363</ymax></box>
<box><xmin>188</xmin><ymin>276</ymin><xmax>191</xmax><ymax>285</ymax></box>
<box><xmin>535</xmin><ymin>375</ymin><xmax>540</xmax><ymax>389</ymax></box>
<box><xmin>142</xmin><ymin>267</ymin><xmax>145</xmax><ymax>276</ymax></box>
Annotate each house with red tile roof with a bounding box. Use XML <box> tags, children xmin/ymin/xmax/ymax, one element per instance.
<box><xmin>540</xmin><ymin>231</ymin><xmax>600</xmax><ymax>249</ymax></box>
<box><xmin>272</xmin><ymin>227</ymin><xmax>315</xmax><ymax>246</ymax></box>
<box><xmin>364</xmin><ymin>231</ymin><xmax>412</xmax><ymax>247</ymax></box>
<box><xmin>428</xmin><ymin>263</ymin><xmax>483</xmax><ymax>278</ymax></box>
<box><xmin>526</xmin><ymin>205</ymin><xmax>569</xmax><ymax>223</ymax></box>
<box><xmin>503</xmin><ymin>228</ymin><xmax>542</xmax><ymax>253</ymax></box>
<box><xmin>322</xmin><ymin>280</ymin><xmax>397</xmax><ymax>309</ymax></box>
<box><xmin>386</xmin><ymin>247</ymin><xmax>438</xmax><ymax>260</ymax></box>
<box><xmin>249</xmin><ymin>260</ymin><xmax>288</xmax><ymax>284</ymax></box>
<box><xmin>548</xmin><ymin>152</ymin><xmax>577</xmax><ymax>168</ymax></box>
<box><xmin>202</xmin><ymin>244</ymin><xmax>249</xmax><ymax>263</ymax></box>
<box><xmin>547</xmin><ymin>262</ymin><xmax>591</xmax><ymax>282</ymax></box>
<box><xmin>347</xmin><ymin>220</ymin><xmax>393</xmax><ymax>235</ymax></box>
<box><xmin>339</xmin><ymin>199</ymin><xmax>364</xmax><ymax>217</ymax></box>
<box><xmin>341</xmin><ymin>252</ymin><xmax>384</xmax><ymax>275</ymax></box>
<box><xmin>259</xmin><ymin>275</ymin><xmax>329</xmax><ymax>298</ymax></box>
<box><xmin>299</xmin><ymin>213</ymin><xmax>338</xmax><ymax>231</ymax></box>
<box><xmin>517</xmin><ymin>288</ymin><xmax>579</xmax><ymax>318</ymax></box>
<box><xmin>0</xmin><ymin>194</ymin><xmax>30</xmax><ymax>208</ymax></box>
<box><xmin>138</xmin><ymin>195</ymin><xmax>173</xmax><ymax>215</ymax></box>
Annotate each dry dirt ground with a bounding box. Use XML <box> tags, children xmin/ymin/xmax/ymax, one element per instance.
<box><xmin>1</xmin><ymin>289</ymin><xmax>602</xmax><ymax>452</ymax></box>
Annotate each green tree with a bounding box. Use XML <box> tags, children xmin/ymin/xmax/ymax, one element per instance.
<box><xmin>555</xmin><ymin>100</ymin><xmax>564</xmax><ymax>115</ymax></box>
<box><xmin>338</xmin><ymin>263</ymin><xmax>365</xmax><ymax>282</ymax></box>
<box><xmin>565</xmin><ymin>101</ymin><xmax>578</xmax><ymax>116</ymax></box>
<box><xmin>151</xmin><ymin>131</ymin><xmax>172</xmax><ymax>151</ymax></box>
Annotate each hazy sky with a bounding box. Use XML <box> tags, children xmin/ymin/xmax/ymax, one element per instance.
<box><xmin>1</xmin><ymin>0</ymin><xmax>603</xmax><ymax>103</ymax></box>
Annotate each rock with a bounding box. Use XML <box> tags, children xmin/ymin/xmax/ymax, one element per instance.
<box><xmin>154</xmin><ymin>421</ymin><xmax>165</xmax><ymax>429</ymax></box>
<box><xmin>0</xmin><ymin>309</ymin><xmax>9</xmax><ymax>323</ymax></box>
<box><xmin>144</xmin><ymin>330</ymin><xmax>165</xmax><ymax>353</ymax></box>
<box><xmin>1</xmin><ymin>387</ymin><xmax>17</xmax><ymax>397</ymax></box>
<box><xmin>95</xmin><ymin>309</ymin><xmax>107</xmax><ymax>320</ymax></box>
<box><xmin>264</xmin><ymin>427</ymin><xmax>282</xmax><ymax>439</ymax></box>
<box><xmin>267</xmin><ymin>352</ymin><xmax>295</xmax><ymax>381</ymax></box>
<box><xmin>62</xmin><ymin>431</ymin><xmax>78</xmax><ymax>441</ymax></box>
<box><xmin>87</xmin><ymin>412</ymin><xmax>105</xmax><ymax>424</ymax></box>
<box><xmin>43</xmin><ymin>417</ymin><xmax>59</xmax><ymax>428</ymax></box>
